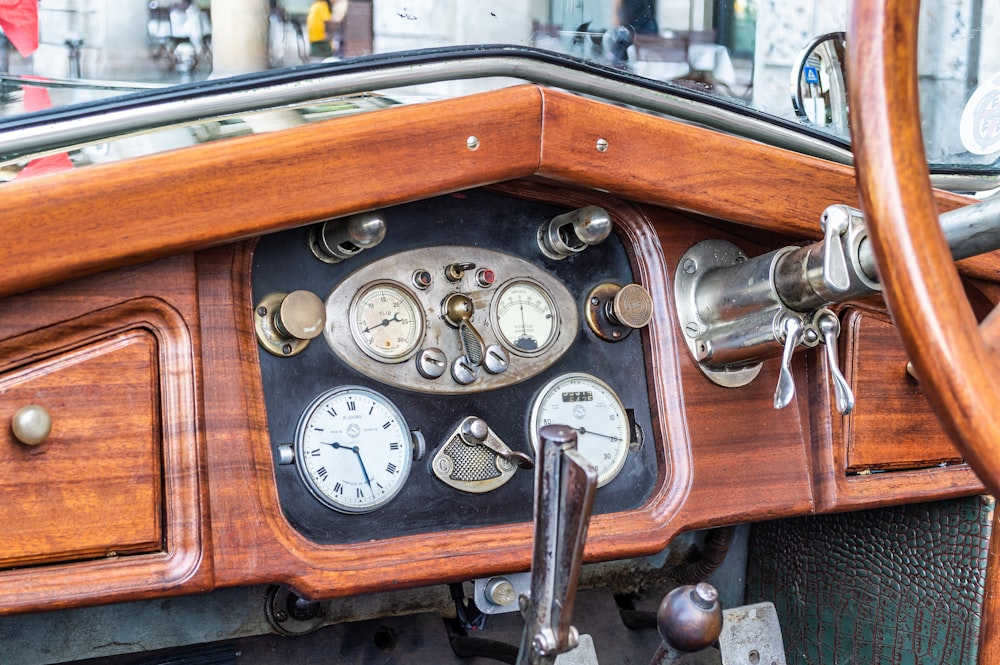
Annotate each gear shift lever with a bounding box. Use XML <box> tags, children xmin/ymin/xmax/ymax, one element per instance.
<box><xmin>515</xmin><ymin>425</ymin><xmax>598</xmax><ymax>665</ymax></box>
<box><xmin>649</xmin><ymin>583</ymin><xmax>724</xmax><ymax>665</ymax></box>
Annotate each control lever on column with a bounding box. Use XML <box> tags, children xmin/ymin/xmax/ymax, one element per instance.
<box><xmin>516</xmin><ymin>425</ymin><xmax>598</xmax><ymax>665</ymax></box>
<box><xmin>773</xmin><ymin>316</ymin><xmax>805</xmax><ymax>410</ymax></box>
<box><xmin>815</xmin><ymin>309</ymin><xmax>855</xmax><ymax>414</ymax></box>
<box><xmin>648</xmin><ymin>583</ymin><xmax>723</xmax><ymax>665</ymax></box>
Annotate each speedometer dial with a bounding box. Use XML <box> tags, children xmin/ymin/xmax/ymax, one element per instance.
<box><xmin>492</xmin><ymin>279</ymin><xmax>558</xmax><ymax>356</ymax></box>
<box><xmin>529</xmin><ymin>373</ymin><xmax>630</xmax><ymax>487</ymax></box>
<box><xmin>349</xmin><ymin>281</ymin><xmax>424</xmax><ymax>362</ymax></box>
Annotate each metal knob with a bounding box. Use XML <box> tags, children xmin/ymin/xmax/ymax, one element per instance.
<box><xmin>609</xmin><ymin>283</ymin><xmax>653</xmax><ymax>329</ymax></box>
<box><xmin>657</xmin><ymin>583</ymin><xmax>723</xmax><ymax>653</ymax></box>
<box><xmin>538</xmin><ymin>206</ymin><xmax>612</xmax><ymax>260</ymax></box>
<box><xmin>11</xmin><ymin>404</ymin><xmax>52</xmax><ymax>446</ymax></box>
<box><xmin>309</xmin><ymin>212</ymin><xmax>387</xmax><ymax>263</ymax></box>
<box><xmin>460</xmin><ymin>416</ymin><xmax>489</xmax><ymax>445</ymax></box>
<box><xmin>274</xmin><ymin>290</ymin><xmax>326</xmax><ymax>341</ymax></box>
<box><xmin>443</xmin><ymin>293</ymin><xmax>486</xmax><ymax>366</ymax></box>
<box><xmin>254</xmin><ymin>290</ymin><xmax>327</xmax><ymax>357</ymax></box>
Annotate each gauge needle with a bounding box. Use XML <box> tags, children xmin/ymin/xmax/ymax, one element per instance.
<box><xmin>350</xmin><ymin>445</ymin><xmax>375</xmax><ymax>493</ymax></box>
<box><xmin>323</xmin><ymin>442</ymin><xmax>375</xmax><ymax>492</ymax></box>
<box><xmin>571</xmin><ymin>426</ymin><xmax>621</xmax><ymax>442</ymax></box>
<box><xmin>362</xmin><ymin>312</ymin><xmax>403</xmax><ymax>334</ymax></box>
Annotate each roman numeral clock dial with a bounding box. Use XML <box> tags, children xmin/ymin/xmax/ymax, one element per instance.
<box><xmin>294</xmin><ymin>386</ymin><xmax>413</xmax><ymax>514</ymax></box>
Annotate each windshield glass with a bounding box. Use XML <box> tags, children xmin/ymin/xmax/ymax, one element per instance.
<box><xmin>0</xmin><ymin>1</ymin><xmax>997</xmax><ymax>175</ymax></box>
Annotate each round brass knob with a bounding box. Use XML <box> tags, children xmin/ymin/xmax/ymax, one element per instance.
<box><xmin>274</xmin><ymin>290</ymin><xmax>326</xmax><ymax>341</ymax></box>
<box><xmin>610</xmin><ymin>284</ymin><xmax>653</xmax><ymax>329</ymax></box>
<box><xmin>12</xmin><ymin>404</ymin><xmax>52</xmax><ymax>446</ymax></box>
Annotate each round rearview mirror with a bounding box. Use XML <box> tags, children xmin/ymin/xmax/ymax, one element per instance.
<box><xmin>791</xmin><ymin>31</ymin><xmax>848</xmax><ymax>135</ymax></box>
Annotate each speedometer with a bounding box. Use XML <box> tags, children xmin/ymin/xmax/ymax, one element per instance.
<box><xmin>529</xmin><ymin>373</ymin><xmax>631</xmax><ymax>487</ymax></box>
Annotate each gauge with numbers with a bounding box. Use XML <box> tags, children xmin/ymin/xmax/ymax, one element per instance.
<box><xmin>349</xmin><ymin>281</ymin><xmax>425</xmax><ymax>362</ymax></box>
<box><xmin>492</xmin><ymin>279</ymin><xmax>559</xmax><ymax>356</ymax></box>
<box><xmin>529</xmin><ymin>373</ymin><xmax>631</xmax><ymax>487</ymax></box>
<box><xmin>295</xmin><ymin>386</ymin><xmax>413</xmax><ymax>514</ymax></box>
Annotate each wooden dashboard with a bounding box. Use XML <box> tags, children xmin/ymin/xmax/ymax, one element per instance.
<box><xmin>0</xmin><ymin>84</ymin><xmax>990</xmax><ymax>615</ymax></box>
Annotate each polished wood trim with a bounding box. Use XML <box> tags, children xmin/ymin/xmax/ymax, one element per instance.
<box><xmin>0</xmin><ymin>82</ymin><xmax>995</xmax><ymax>303</ymax></box>
<box><xmin>202</xmin><ymin>187</ymin><xmax>693</xmax><ymax>599</ymax></box>
<box><xmin>0</xmin><ymin>328</ymin><xmax>162</xmax><ymax>569</ymax></box>
<box><xmin>0</xmin><ymin>261</ymin><xmax>210</xmax><ymax>614</ymax></box>
<box><xmin>0</xmin><ymin>86</ymin><xmax>543</xmax><ymax>299</ymax></box>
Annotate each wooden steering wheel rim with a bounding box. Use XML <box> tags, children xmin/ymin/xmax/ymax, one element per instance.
<box><xmin>848</xmin><ymin>1</ymin><xmax>1000</xmax><ymax>498</ymax></box>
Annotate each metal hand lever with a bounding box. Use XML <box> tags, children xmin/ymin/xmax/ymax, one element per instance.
<box><xmin>821</xmin><ymin>206</ymin><xmax>851</xmax><ymax>293</ymax></box>
<box><xmin>516</xmin><ymin>425</ymin><xmax>598</xmax><ymax>665</ymax></box>
<box><xmin>815</xmin><ymin>310</ymin><xmax>855</xmax><ymax>414</ymax></box>
<box><xmin>460</xmin><ymin>417</ymin><xmax>534</xmax><ymax>469</ymax></box>
<box><xmin>774</xmin><ymin>316</ymin><xmax>804</xmax><ymax>410</ymax></box>
<box><xmin>444</xmin><ymin>293</ymin><xmax>486</xmax><ymax>366</ymax></box>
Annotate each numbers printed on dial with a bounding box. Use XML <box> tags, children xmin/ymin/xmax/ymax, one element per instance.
<box><xmin>295</xmin><ymin>386</ymin><xmax>413</xmax><ymax>514</ymax></box>
<box><xmin>530</xmin><ymin>373</ymin><xmax>630</xmax><ymax>487</ymax></box>
<box><xmin>350</xmin><ymin>281</ymin><xmax>424</xmax><ymax>362</ymax></box>
<box><xmin>493</xmin><ymin>279</ymin><xmax>558</xmax><ymax>355</ymax></box>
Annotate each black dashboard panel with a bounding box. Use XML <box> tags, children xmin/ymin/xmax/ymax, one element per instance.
<box><xmin>252</xmin><ymin>190</ymin><xmax>658</xmax><ymax>544</ymax></box>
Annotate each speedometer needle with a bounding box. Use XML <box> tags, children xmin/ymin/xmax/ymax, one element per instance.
<box><xmin>362</xmin><ymin>312</ymin><xmax>404</xmax><ymax>334</ymax></box>
<box><xmin>570</xmin><ymin>426</ymin><xmax>621</xmax><ymax>442</ymax></box>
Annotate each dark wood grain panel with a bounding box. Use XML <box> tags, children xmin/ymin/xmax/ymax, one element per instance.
<box><xmin>842</xmin><ymin>309</ymin><xmax>963</xmax><ymax>472</ymax></box>
<box><xmin>0</xmin><ymin>260</ymin><xmax>210</xmax><ymax>614</ymax></box>
<box><xmin>0</xmin><ymin>329</ymin><xmax>162</xmax><ymax>568</ymax></box>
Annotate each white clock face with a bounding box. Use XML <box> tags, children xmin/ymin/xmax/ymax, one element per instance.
<box><xmin>530</xmin><ymin>373</ymin><xmax>630</xmax><ymax>487</ymax></box>
<box><xmin>295</xmin><ymin>386</ymin><xmax>412</xmax><ymax>514</ymax></box>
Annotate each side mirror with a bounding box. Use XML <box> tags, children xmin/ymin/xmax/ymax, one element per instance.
<box><xmin>791</xmin><ymin>31</ymin><xmax>848</xmax><ymax>135</ymax></box>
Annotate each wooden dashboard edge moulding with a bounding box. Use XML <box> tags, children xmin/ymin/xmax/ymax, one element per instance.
<box><xmin>0</xmin><ymin>84</ymin><xmax>992</xmax><ymax>303</ymax></box>
<box><xmin>201</xmin><ymin>186</ymin><xmax>692</xmax><ymax>599</ymax></box>
<box><xmin>0</xmin><ymin>298</ymin><xmax>206</xmax><ymax>614</ymax></box>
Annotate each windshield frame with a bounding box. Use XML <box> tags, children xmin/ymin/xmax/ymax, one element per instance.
<box><xmin>0</xmin><ymin>45</ymin><xmax>995</xmax><ymax>189</ymax></box>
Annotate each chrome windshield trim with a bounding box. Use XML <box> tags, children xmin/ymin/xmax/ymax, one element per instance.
<box><xmin>0</xmin><ymin>47</ymin><xmax>996</xmax><ymax>190</ymax></box>
<box><xmin>0</xmin><ymin>49</ymin><xmax>855</xmax><ymax>167</ymax></box>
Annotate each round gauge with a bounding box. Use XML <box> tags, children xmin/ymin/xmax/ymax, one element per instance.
<box><xmin>294</xmin><ymin>386</ymin><xmax>413</xmax><ymax>514</ymax></box>
<box><xmin>492</xmin><ymin>279</ymin><xmax>559</xmax><ymax>356</ymax></box>
<box><xmin>529</xmin><ymin>373</ymin><xmax>630</xmax><ymax>487</ymax></box>
<box><xmin>349</xmin><ymin>281</ymin><xmax>425</xmax><ymax>362</ymax></box>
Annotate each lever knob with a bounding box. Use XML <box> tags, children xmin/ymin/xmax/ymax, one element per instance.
<box><xmin>273</xmin><ymin>290</ymin><xmax>326</xmax><ymax>341</ymax></box>
<box><xmin>310</xmin><ymin>212</ymin><xmax>387</xmax><ymax>263</ymax></box>
<box><xmin>657</xmin><ymin>583</ymin><xmax>723</xmax><ymax>653</ymax></box>
<box><xmin>538</xmin><ymin>206</ymin><xmax>612</xmax><ymax>260</ymax></box>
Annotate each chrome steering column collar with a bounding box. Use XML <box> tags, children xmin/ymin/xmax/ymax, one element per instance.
<box><xmin>675</xmin><ymin>196</ymin><xmax>1000</xmax><ymax>414</ymax></box>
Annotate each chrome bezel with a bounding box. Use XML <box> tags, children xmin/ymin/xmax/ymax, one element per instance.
<box><xmin>528</xmin><ymin>372</ymin><xmax>630</xmax><ymax>488</ymax></box>
<box><xmin>490</xmin><ymin>278</ymin><xmax>560</xmax><ymax>358</ymax></box>
<box><xmin>347</xmin><ymin>280</ymin><xmax>426</xmax><ymax>363</ymax></box>
<box><xmin>294</xmin><ymin>386</ymin><xmax>413</xmax><ymax>514</ymax></box>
